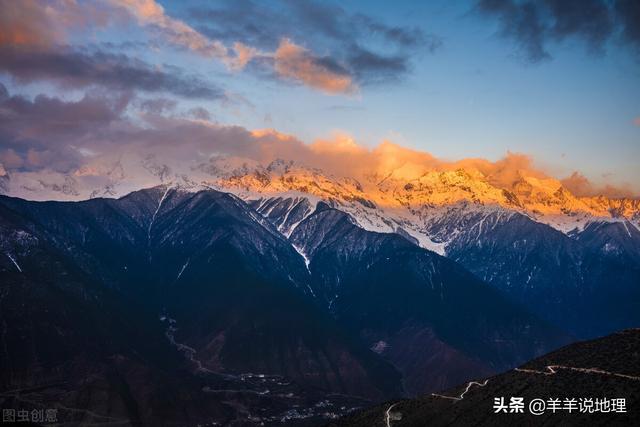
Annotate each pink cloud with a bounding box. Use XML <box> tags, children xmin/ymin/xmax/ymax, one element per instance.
<box><xmin>1</xmin><ymin>86</ymin><xmax>635</xmax><ymax>199</ymax></box>
<box><xmin>111</xmin><ymin>0</ymin><xmax>229</xmax><ymax>59</ymax></box>
<box><xmin>0</xmin><ymin>0</ymin><xmax>110</xmax><ymax>48</ymax></box>
<box><xmin>0</xmin><ymin>148</ymin><xmax>24</xmax><ymax>169</ymax></box>
<box><xmin>111</xmin><ymin>2</ymin><xmax>356</xmax><ymax>93</ymax></box>
<box><xmin>561</xmin><ymin>171</ymin><xmax>635</xmax><ymax>198</ymax></box>
<box><xmin>273</xmin><ymin>39</ymin><xmax>355</xmax><ymax>94</ymax></box>
<box><xmin>0</xmin><ymin>1</ymin><xmax>356</xmax><ymax>95</ymax></box>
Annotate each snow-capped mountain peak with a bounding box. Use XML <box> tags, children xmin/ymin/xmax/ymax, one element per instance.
<box><xmin>1</xmin><ymin>154</ymin><xmax>638</xmax><ymax>249</ymax></box>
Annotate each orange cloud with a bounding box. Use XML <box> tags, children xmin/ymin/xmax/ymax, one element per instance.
<box><xmin>369</xmin><ymin>141</ymin><xmax>439</xmax><ymax>177</ymax></box>
<box><xmin>0</xmin><ymin>0</ymin><xmax>108</xmax><ymax>48</ymax></box>
<box><xmin>634</xmin><ymin>117</ymin><xmax>640</xmax><ymax>126</ymax></box>
<box><xmin>561</xmin><ymin>171</ymin><xmax>635</xmax><ymax>198</ymax></box>
<box><xmin>0</xmin><ymin>0</ymin><xmax>356</xmax><ymax>95</ymax></box>
<box><xmin>112</xmin><ymin>0</ymin><xmax>229</xmax><ymax>58</ymax></box>
<box><xmin>310</xmin><ymin>133</ymin><xmax>365</xmax><ymax>155</ymax></box>
<box><xmin>273</xmin><ymin>39</ymin><xmax>355</xmax><ymax>94</ymax></box>
<box><xmin>0</xmin><ymin>0</ymin><xmax>55</xmax><ymax>47</ymax></box>
<box><xmin>452</xmin><ymin>152</ymin><xmax>547</xmax><ymax>189</ymax></box>
<box><xmin>1</xmin><ymin>85</ymin><xmax>634</xmax><ymax>199</ymax></box>
<box><xmin>242</xmin><ymin>131</ymin><xmax>551</xmax><ymax>192</ymax></box>
<box><xmin>250</xmin><ymin>128</ymin><xmax>297</xmax><ymax>142</ymax></box>
<box><xmin>242</xmin><ymin>131</ymin><xmax>637</xmax><ymax>198</ymax></box>
<box><xmin>112</xmin><ymin>1</ymin><xmax>356</xmax><ymax>94</ymax></box>
<box><xmin>229</xmin><ymin>42</ymin><xmax>259</xmax><ymax>70</ymax></box>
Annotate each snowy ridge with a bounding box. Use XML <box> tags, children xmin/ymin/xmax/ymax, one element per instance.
<box><xmin>2</xmin><ymin>155</ymin><xmax>638</xmax><ymax>249</ymax></box>
<box><xmin>203</xmin><ymin>158</ymin><xmax>640</xmax><ymax>240</ymax></box>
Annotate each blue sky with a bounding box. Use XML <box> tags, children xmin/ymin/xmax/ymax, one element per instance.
<box><xmin>144</xmin><ymin>0</ymin><xmax>640</xmax><ymax>184</ymax></box>
<box><xmin>0</xmin><ymin>0</ymin><xmax>639</xmax><ymax>195</ymax></box>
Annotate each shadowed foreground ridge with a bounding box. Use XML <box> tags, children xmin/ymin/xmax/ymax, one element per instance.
<box><xmin>0</xmin><ymin>188</ymin><xmax>567</xmax><ymax>426</ymax></box>
<box><xmin>0</xmin><ymin>187</ymin><xmax>634</xmax><ymax>426</ymax></box>
<box><xmin>330</xmin><ymin>328</ymin><xmax>640</xmax><ymax>426</ymax></box>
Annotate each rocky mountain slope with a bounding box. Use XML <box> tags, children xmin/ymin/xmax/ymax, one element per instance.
<box><xmin>218</xmin><ymin>160</ymin><xmax>640</xmax><ymax>339</ymax></box>
<box><xmin>1</xmin><ymin>155</ymin><xmax>639</xmax><ymax>425</ymax></box>
<box><xmin>0</xmin><ymin>186</ymin><xmax>570</xmax><ymax>425</ymax></box>
<box><xmin>288</xmin><ymin>202</ymin><xmax>567</xmax><ymax>395</ymax></box>
<box><xmin>0</xmin><ymin>188</ymin><xmax>401</xmax><ymax>425</ymax></box>
<box><xmin>332</xmin><ymin>328</ymin><xmax>640</xmax><ymax>426</ymax></box>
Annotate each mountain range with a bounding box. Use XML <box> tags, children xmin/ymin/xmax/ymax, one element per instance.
<box><xmin>1</xmin><ymin>156</ymin><xmax>639</xmax><ymax>425</ymax></box>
